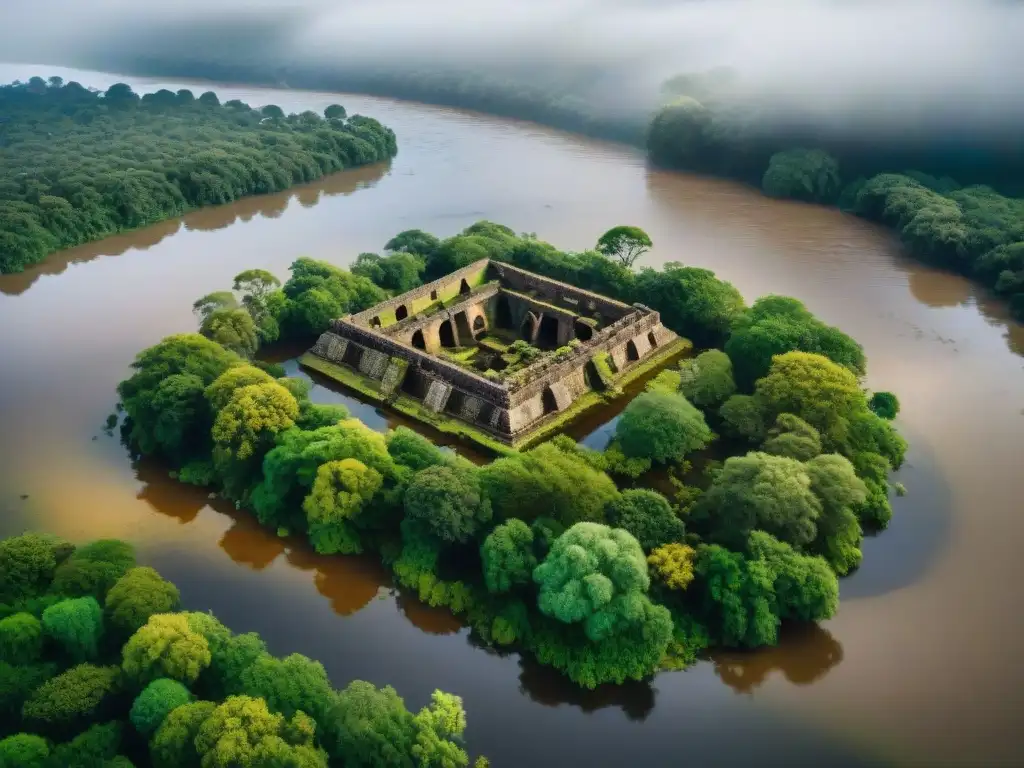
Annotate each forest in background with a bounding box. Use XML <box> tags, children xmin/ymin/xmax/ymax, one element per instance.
<box><xmin>0</xmin><ymin>76</ymin><xmax>397</xmax><ymax>273</ymax></box>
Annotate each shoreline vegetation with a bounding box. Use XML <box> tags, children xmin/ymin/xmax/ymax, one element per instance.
<box><xmin>65</xmin><ymin>59</ymin><xmax>1024</xmax><ymax>320</ymax></box>
<box><xmin>0</xmin><ymin>76</ymin><xmax>397</xmax><ymax>273</ymax></box>
<box><xmin>0</xmin><ymin>532</ymin><xmax>488</xmax><ymax>768</ymax></box>
<box><xmin>116</xmin><ymin>220</ymin><xmax>907</xmax><ymax>691</ymax></box>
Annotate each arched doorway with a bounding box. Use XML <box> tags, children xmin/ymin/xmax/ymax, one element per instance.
<box><xmin>574</xmin><ymin>320</ymin><xmax>593</xmax><ymax>342</ymax></box>
<box><xmin>454</xmin><ymin>311</ymin><xmax>473</xmax><ymax>342</ymax></box>
<box><xmin>473</xmin><ymin>315</ymin><xmax>486</xmax><ymax>339</ymax></box>
<box><xmin>370</xmin><ymin>316</ymin><xmax>381</xmax><ymax>328</ymax></box>
<box><xmin>459</xmin><ymin>278</ymin><xmax>471</xmax><ymax>295</ymax></box>
<box><xmin>647</xmin><ymin>331</ymin><xmax>658</xmax><ymax>348</ymax></box>
<box><xmin>411</xmin><ymin>330</ymin><xmax>426</xmax><ymax>350</ymax></box>
<box><xmin>439</xmin><ymin>319</ymin><xmax>456</xmax><ymax>348</ymax></box>
<box><xmin>537</xmin><ymin>315</ymin><xmax>559</xmax><ymax>349</ymax></box>
<box><xmin>395</xmin><ymin>304</ymin><xmax>409</xmax><ymax>322</ymax></box>
<box><xmin>626</xmin><ymin>339</ymin><xmax>640</xmax><ymax>361</ymax></box>
<box><xmin>495</xmin><ymin>294</ymin><xmax>514</xmax><ymax>330</ymax></box>
<box><xmin>542</xmin><ymin>387</ymin><xmax>559</xmax><ymax>415</ymax></box>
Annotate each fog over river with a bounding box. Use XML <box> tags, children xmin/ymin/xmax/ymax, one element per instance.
<box><xmin>1</xmin><ymin>64</ymin><xmax>1022</xmax><ymax>766</ymax></box>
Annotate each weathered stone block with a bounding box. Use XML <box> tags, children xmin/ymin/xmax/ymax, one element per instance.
<box><xmin>424</xmin><ymin>380</ymin><xmax>453</xmax><ymax>413</ymax></box>
<box><xmin>359</xmin><ymin>348</ymin><xmax>390</xmax><ymax>380</ymax></box>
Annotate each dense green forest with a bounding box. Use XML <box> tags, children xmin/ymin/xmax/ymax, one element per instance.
<box><xmin>0</xmin><ymin>532</ymin><xmax>486</xmax><ymax>768</ymax></box>
<box><xmin>117</xmin><ymin>220</ymin><xmax>906</xmax><ymax>689</ymax></box>
<box><xmin>0</xmin><ymin>76</ymin><xmax>397</xmax><ymax>273</ymax></box>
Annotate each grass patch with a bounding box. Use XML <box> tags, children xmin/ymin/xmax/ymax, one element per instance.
<box><xmin>300</xmin><ymin>353</ymin><xmax>515</xmax><ymax>456</ymax></box>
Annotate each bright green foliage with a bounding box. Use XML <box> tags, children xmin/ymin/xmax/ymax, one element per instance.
<box><xmin>384</xmin><ymin>229</ymin><xmax>442</xmax><ymax>258</ymax></box>
<box><xmin>0</xmin><ymin>613</ymin><xmax>43</xmax><ymax>664</ymax></box>
<box><xmin>129</xmin><ymin>678</ymin><xmax>193</xmax><ymax>735</ymax></box>
<box><xmin>21</xmin><ymin>663</ymin><xmax>121</xmax><ymax>735</ymax></box>
<box><xmin>605</xmin><ymin>490</ymin><xmax>684</xmax><ymax>551</ymax></box>
<box><xmin>614</xmin><ymin>391</ymin><xmax>713</xmax><ymax>465</ymax></box>
<box><xmin>151</xmin><ymin>701</ymin><xmax>216</xmax><ymax>768</ymax></box>
<box><xmin>0</xmin><ymin>81</ymin><xmax>396</xmax><ymax>273</ymax></box>
<box><xmin>691</xmin><ymin>452</ymin><xmax>821</xmax><ymax>551</ymax></box>
<box><xmin>851</xmin><ymin>452</ymin><xmax>895</xmax><ymax>528</ymax></box>
<box><xmin>0</xmin><ymin>733</ymin><xmax>49</xmax><ymax>768</ymax></box>
<box><xmin>204</xmin><ymin>366</ymin><xmax>275</xmax><ymax>413</ymax></box>
<box><xmin>725</xmin><ymin>296</ymin><xmax>866</xmax><ymax>390</ymax></box>
<box><xmin>232</xmin><ymin>270</ymin><xmax>282</xmax><ymax>339</ymax></box>
<box><xmin>325</xmin><ymin>681</ymin><xmax>416</xmax><ymax>767</ymax></box>
<box><xmin>253</xmin><ymin>420</ymin><xmax>395</xmax><ymax>533</ymax></box>
<box><xmin>296</xmin><ymin>402</ymin><xmax>351</xmax><ymax>431</ymax></box>
<box><xmin>386</xmin><ymin>427</ymin><xmax>448</xmax><ymax>473</ymax></box>
<box><xmin>595</xmin><ymin>225</ymin><xmax>652</xmax><ymax>268</ymax></box>
<box><xmin>0</xmin><ymin>532</ymin><xmax>72</xmax><ymax>603</ymax></box>
<box><xmin>239</xmin><ymin>653</ymin><xmax>334</xmax><ymax>724</ymax></box>
<box><xmin>762</xmin><ymin>148</ymin><xmax>842</xmax><ymax>203</ymax></box>
<box><xmin>647</xmin><ymin>543</ymin><xmax>696</xmax><ymax>591</ymax></box>
<box><xmin>633</xmin><ymin>262</ymin><xmax>745</xmax><ymax>346</ymax></box>
<box><xmin>276</xmin><ymin>257</ymin><xmax>388</xmax><ymax>338</ymax></box>
<box><xmin>183</xmin><ymin>613</ymin><xmax>268</xmax><ymax>700</ymax></box>
<box><xmin>48</xmin><ymin>720</ymin><xmax>124</xmax><ymax>768</ymax></box>
<box><xmin>534</xmin><ymin>523</ymin><xmax>657</xmax><ymax>642</ymax></box>
<box><xmin>869</xmin><ymin>391</ymin><xmax>900</xmax><ymax>420</ymax></box>
<box><xmin>678</xmin><ymin>349</ymin><xmax>736</xmax><ymax>408</ymax></box>
<box><xmin>840</xmin><ymin>409</ymin><xmax>908</xmax><ymax>470</ymax></box>
<box><xmin>480</xmin><ymin>520</ymin><xmax>537</xmax><ymax>594</ymax></box>
<box><xmin>645</xmin><ymin>368</ymin><xmax>682</xmax><ymax>395</ymax></box>
<box><xmin>303</xmin><ymin>459</ymin><xmax>383</xmax><ymax>554</ymax></box>
<box><xmin>746</xmin><ymin>532</ymin><xmax>839</xmax><ymax>623</ymax></box>
<box><xmin>719</xmin><ymin>394</ymin><xmax>766</xmax><ymax>442</ymax></box>
<box><xmin>104</xmin><ymin>567</ymin><xmax>181</xmax><ymax>638</ymax></box>
<box><xmin>41</xmin><ymin>597</ymin><xmax>104</xmax><ymax>662</ymax></box>
<box><xmin>404</xmin><ymin>466</ymin><xmax>492</xmax><ymax>544</ymax></box>
<box><xmin>806</xmin><ymin>454</ymin><xmax>868</xmax><ymax>574</ymax></box>
<box><xmin>200</xmin><ymin>308</ymin><xmax>259</xmax><ymax>358</ymax></box>
<box><xmin>411</xmin><ymin>691</ymin><xmax>469</xmax><ymax>768</ymax></box>
<box><xmin>50</xmin><ymin>540</ymin><xmax>136</xmax><ymax>601</ymax></box>
<box><xmin>194</xmin><ymin>695</ymin><xmax>327</xmax><ymax>768</ymax></box>
<box><xmin>761</xmin><ymin>413</ymin><xmax>822</xmax><ymax>461</ymax></box>
<box><xmin>754</xmin><ymin>352</ymin><xmax>865</xmax><ymax>439</ymax></box>
<box><xmin>692</xmin><ymin>544</ymin><xmax>778</xmax><ymax>648</ymax></box>
<box><xmin>212</xmin><ymin>382</ymin><xmax>299</xmax><ymax>462</ymax></box>
<box><xmin>122</xmin><ymin>613</ymin><xmax>211</xmax><ymax>686</ymax></box>
<box><xmin>117</xmin><ymin>334</ymin><xmax>241</xmax><ymax>463</ymax></box>
<box><xmin>480</xmin><ymin>442</ymin><xmax>619</xmax><ymax>527</ymax></box>
<box><xmin>351</xmin><ymin>251</ymin><xmax>425</xmax><ymax>293</ymax></box>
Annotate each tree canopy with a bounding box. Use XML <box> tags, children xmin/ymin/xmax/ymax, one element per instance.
<box><xmin>614</xmin><ymin>390</ymin><xmax>713</xmax><ymax>466</ymax></box>
<box><xmin>595</xmin><ymin>225</ymin><xmax>652</xmax><ymax>268</ymax></box>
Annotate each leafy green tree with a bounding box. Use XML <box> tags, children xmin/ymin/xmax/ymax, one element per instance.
<box><xmin>754</xmin><ymin>352</ymin><xmax>865</xmax><ymax>439</ymax></box>
<box><xmin>50</xmin><ymin>540</ymin><xmax>136</xmax><ymax>601</ymax></box>
<box><xmin>480</xmin><ymin>519</ymin><xmax>537</xmax><ymax>594</ymax></box>
<box><xmin>719</xmin><ymin>394</ymin><xmax>766</xmax><ymax>443</ymax></box>
<box><xmin>692</xmin><ymin>544</ymin><xmax>778</xmax><ymax>648</ymax></box>
<box><xmin>746</xmin><ymin>531</ymin><xmax>839</xmax><ymax>623</ymax></box>
<box><xmin>869</xmin><ymin>391</ymin><xmax>900</xmax><ymax>420</ymax></box>
<box><xmin>194</xmin><ymin>695</ymin><xmax>327</xmax><ymax>768</ymax></box>
<box><xmin>678</xmin><ymin>349</ymin><xmax>736</xmax><ymax>408</ymax></box>
<box><xmin>21</xmin><ymin>663</ymin><xmax>121</xmax><ymax>736</ymax></box>
<box><xmin>761</xmin><ymin>413</ymin><xmax>822</xmax><ymax>461</ymax></box>
<box><xmin>130</xmin><ymin>678</ymin><xmax>193</xmax><ymax>735</ymax></box>
<box><xmin>188</xmin><ymin>615</ymin><xmax>267</xmax><ymax>700</ymax></box>
<box><xmin>411</xmin><ymin>691</ymin><xmax>470</xmax><ymax>768</ymax></box>
<box><xmin>150</xmin><ymin>700</ymin><xmax>216</xmax><ymax>768</ymax></box>
<box><xmin>633</xmin><ymin>263</ymin><xmax>745</xmax><ymax>346</ymax></box>
<box><xmin>0</xmin><ymin>733</ymin><xmax>49</xmax><ymax>768</ymax></box>
<box><xmin>324</xmin><ymin>104</ymin><xmax>347</xmax><ymax>120</ymax></box>
<box><xmin>48</xmin><ymin>720</ymin><xmax>124</xmax><ymax>768</ymax></box>
<box><xmin>646</xmin><ymin>98</ymin><xmax>719</xmax><ymax>172</ymax></box>
<box><xmin>200</xmin><ymin>308</ymin><xmax>259</xmax><ymax>358</ymax></box>
<box><xmin>647</xmin><ymin>543</ymin><xmax>696</xmax><ymax>591</ymax></box>
<box><xmin>404</xmin><ymin>466</ymin><xmax>492</xmax><ymax>544</ymax></box>
<box><xmin>614</xmin><ymin>391</ymin><xmax>713</xmax><ymax>466</ymax></box>
<box><xmin>691</xmin><ymin>451</ymin><xmax>821</xmax><ymax>551</ymax></box>
<box><xmin>326</xmin><ymin>681</ymin><xmax>418</xmax><ymax>767</ymax></box>
<box><xmin>41</xmin><ymin>596</ymin><xmax>104</xmax><ymax>661</ymax></box>
<box><xmin>0</xmin><ymin>612</ymin><xmax>43</xmax><ymax>663</ymax></box>
<box><xmin>762</xmin><ymin>148</ymin><xmax>842</xmax><ymax>203</ymax></box>
<box><xmin>605</xmin><ymin>489</ymin><xmax>684</xmax><ymax>551</ymax></box>
<box><xmin>104</xmin><ymin>567</ymin><xmax>181</xmax><ymax>638</ymax></box>
<box><xmin>212</xmin><ymin>382</ymin><xmax>299</xmax><ymax>483</ymax></box>
<box><xmin>193</xmin><ymin>292</ymin><xmax>238</xmax><ymax>323</ymax></box>
<box><xmin>204</xmin><ymin>366</ymin><xmax>275</xmax><ymax>413</ymax></box>
<box><xmin>0</xmin><ymin>532</ymin><xmax>72</xmax><ymax>603</ymax></box>
<box><xmin>595</xmin><ymin>225</ymin><xmax>652</xmax><ymax>268</ymax></box>
<box><xmin>384</xmin><ymin>229</ymin><xmax>441</xmax><ymax>257</ymax></box>
<box><xmin>122</xmin><ymin>614</ymin><xmax>211</xmax><ymax>686</ymax></box>
<box><xmin>480</xmin><ymin>442</ymin><xmax>619</xmax><ymax>527</ymax></box>
<box><xmin>386</xmin><ymin>427</ymin><xmax>448</xmax><ymax>473</ymax></box>
<box><xmin>0</xmin><ymin>660</ymin><xmax>57</xmax><ymax>723</ymax></box>
<box><xmin>303</xmin><ymin>459</ymin><xmax>383</xmax><ymax>554</ymax></box>
<box><xmin>239</xmin><ymin>653</ymin><xmax>334</xmax><ymax>724</ymax></box>
<box><xmin>805</xmin><ymin>454</ymin><xmax>868</xmax><ymax>574</ymax></box>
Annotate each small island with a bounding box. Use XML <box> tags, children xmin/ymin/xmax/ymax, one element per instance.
<box><xmin>114</xmin><ymin>220</ymin><xmax>907</xmax><ymax>690</ymax></box>
<box><xmin>0</xmin><ymin>76</ymin><xmax>397</xmax><ymax>273</ymax></box>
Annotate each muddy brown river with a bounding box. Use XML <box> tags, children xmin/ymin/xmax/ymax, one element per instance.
<box><xmin>1</xmin><ymin>64</ymin><xmax>1022</xmax><ymax>766</ymax></box>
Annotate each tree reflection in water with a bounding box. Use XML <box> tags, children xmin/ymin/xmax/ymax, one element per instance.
<box><xmin>711</xmin><ymin>623</ymin><xmax>843</xmax><ymax>694</ymax></box>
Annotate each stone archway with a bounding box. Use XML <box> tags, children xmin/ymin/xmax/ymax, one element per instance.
<box><xmin>647</xmin><ymin>331</ymin><xmax>658</xmax><ymax>348</ymax></box>
<box><xmin>439</xmin><ymin>319</ymin><xmax>456</xmax><ymax>348</ymax></box>
<box><xmin>626</xmin><ymin>339</ymin><xmax>640</xmax><ymax>361</ymax></box>
<box><xmin>521</xmin><ymin>312</ymin><xmax>539</xmax><ymax>342</ymax></box>
<box><xmin>537</xmin><ymin>315</ymin><xmax>559</xmax><ymax>349</ymax></box>
<box><xmin>454</xmin><ymin>311</ymin><xmax>473</xmax><ymax>344</ymax></box>
<box><xmin>411</xmin><ymin>329</ymin><xmax>426</xmax><ymax>350</ymax></box>
<box><xmin>395</xmin><ymin>304</ymin><xmax>409</xmax><ymax>322</ymax></box>
<box><xmin>459</xmin><ymin>278</ymin><xmax>471</xmax><ymax>295</ymax></box>
<box><xmin>542</xmin><ymin>387</ymin><xmax>559</xmax><ymax>414</ymax></box>
<box><xmin>574</xmin><ymin>320</ymin><xmax>593</xmax><ymax>342</ymax></box>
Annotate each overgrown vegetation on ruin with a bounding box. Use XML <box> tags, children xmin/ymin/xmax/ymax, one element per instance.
<box><xmin>115</xmin><ymin>220</ymin><xmax>906</xmax><ymax>689</ymax></box>
<box><xmin>0</xmin><ymin>76</ymin><xmax>397</xmax><ymax>273</ymax></box>
<box><xmin>0</xmin><ymin>532</ymin><xmax>488</xmax><ymax>767</ymax></box>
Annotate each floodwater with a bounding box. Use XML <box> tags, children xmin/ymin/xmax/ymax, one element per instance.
<box><xmin>1</xmin><ymin>63</ymin><xmax>1022</xmax><ymax>766</ymax></box>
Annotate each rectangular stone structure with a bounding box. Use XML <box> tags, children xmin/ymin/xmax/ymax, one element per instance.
<box><xmin>305</xmin><ymin>258</ymin><xmax>678</xmax><ymax>445</ymax></box>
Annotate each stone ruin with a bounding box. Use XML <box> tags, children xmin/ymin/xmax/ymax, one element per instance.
<box><xmin>306</xmin><ymin>259</ymin><xmax>677</xmax><ymax>445</ymax></box>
